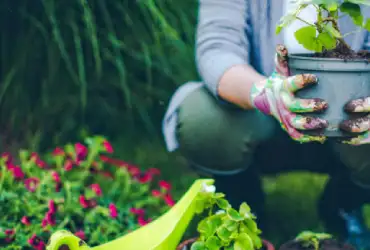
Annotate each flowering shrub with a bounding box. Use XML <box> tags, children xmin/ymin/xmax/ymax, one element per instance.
<box><xmin>0</xmin><ymin>136</ymin><xmax>175</xmax><ymax>249</ymax></box>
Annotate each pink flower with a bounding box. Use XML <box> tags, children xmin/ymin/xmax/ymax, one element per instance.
<box><xmin>24</xmin><ymin>177</ymin><xmax>40</xmax><ymax>192</ymax></box>
<box><xmin>1</xmin><ymin>152</ymin><xmax>12</xmax><ymax>165</ymax></box>
<box><xmin>10</xmin><ymin>165</ymin><xmax>24</xmax><ymax>179</ymax></box>
<box><xmin>5</xmin><ymin>229</ymin><xmax>15</xmax><ymax>242</ymax></box>
<box><xmin>79</xmin><ymin>195</ymin><xmax>89</xmax><ymax>208</ymax></box>
<box><xmin>28</xmin><ymin>234</ymin><xmax>45</xmax><ymax>250</ymax></box>
<box><xmin>99</xmin><ymin>155</ymin><xmax>126</xmax><ymax>167</ymax></box>
<box><xmin>109</xmin><ymin>203</ymin><xmax>118</xmax><ymax>218</ymax></box>
<box><xmin>75</xmin><ymin>143</ymin><xmax>87</xmax><ymax>159</ymax></box>
<box><xmin>90</xmin><ymin>183</ymin><xmax>102</xmax><ymax>196</ymax></box>
<box><xmin>164</xmin><ymin>193</ymin><xmax>175</xmax><ymax>207</ymax></box>
<box><xmin>151</xmin><ymin>190</ymin><xmax>161</xmax><ymax>197</ymax></box>
<box><xmin>21</xmin><ymin>216</ymin><xmax>31</xmax><ymax>226</ymax></box>
<box><xmin>128</xmin><ymin>166</ymin><xmax>140</xmax><ymax>176</ymax></box>
<box><xmin>130</xmin><ymin>208</ymin><xmax>145</xmax><ymax>216</ymax></box>
<box><xmin>48</xmin><ymin>200</ymin><xmax>57</xmax><ymax>213</ymax></box>
<box><xmin>137</xmin><ymin>172</ymin><xmax>152</xmax><ymax>183</ymax></box>
<box><xmin>103</xmin><ymin>140</ymin><xmax>114</xmax><ymax>153</ymax></box>
<box><xmin>137</xmin><ymin>216</ymin><xmax>152</xmax><ymax>226</ymax></box>
<box><xmin>75</xmin><ymin>230</ymin><xmax>86</xmax><ymax>240</ymax></box>
<box><xmin>147</xmin><ymin>168</ymin><xmax>160</xmax><ymax>176</ymax></box>
<box><xmin>159</xmin><ymin>180</ymin><xmax>171</xmax><ymax>191</ymax></box>
<box><xmin>51</xmin><ymin>171</ymin><xmax>60</xmax><ymax>183</ymax></box>
<box><xmin>52</xmin><ymin>147</ymin><xmax>65</xmax><ymax>156</ymax></box>
<box><xmin>64</xmin><ymin>160</ymin><xmax>73</xmax><ymax>171</ymax></box>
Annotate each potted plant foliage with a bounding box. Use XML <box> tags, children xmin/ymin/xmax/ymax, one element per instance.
<box><xmin>279</xmin><ymin>231</ymin><xmax>355</xmax><ymax>250</ymax></box>
<box><xmin>276</xmin><ymin>0</ymin><xmax>370</xmax><ymax>137</ymax></box>
<box><xmin>177</xmin><ymin>188</ymin><xmax>274</xmax><ymax>250</ymax></box>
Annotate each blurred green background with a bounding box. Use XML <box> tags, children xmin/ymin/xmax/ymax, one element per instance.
<box><xmin>1</xmin><ymin>0</ymin><xmax>368</xmax><ymax>246</ymax></box>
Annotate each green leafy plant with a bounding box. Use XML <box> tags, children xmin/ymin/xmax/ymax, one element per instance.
<box><xmin>295</xmin><ymin>231</ymin><xmax>332</xmax><ymax>250</ymax></box>
<box><xmin>0</xmin><ymin>135</ymin><xmax>174</xmax><ymax>249</ymax></box>
<box><xmin>190</xmin><ymin>190</ymin><xmax>263</xmax><ymax>250</ymax></box>
<box><xmin>276</xmin><ymin>0</ymin><xmax>370</xmax><ymax>53</ymax></box>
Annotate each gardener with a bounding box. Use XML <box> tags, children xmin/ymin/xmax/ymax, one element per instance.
<box><xmin>162</xmin><ymin>0</ymin><xmax>370</xmax><ymax>242</ymax></box>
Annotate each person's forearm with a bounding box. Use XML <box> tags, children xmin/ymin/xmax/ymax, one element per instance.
<box><xmin>217</xmin><ymin>64</ymin><xmax>266</xmax><ymax>110</ymax></box>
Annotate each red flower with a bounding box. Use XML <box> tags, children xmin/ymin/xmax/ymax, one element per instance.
<box><xmin>147</xmin><ymin>168</ymin><xmax>160</xmax><ymax>176</ymax></box>
<box><xmin>137</xmin><ymin>216</ymin><xmax>152</xmax><ymax>226</ymax></box>
<box><xmin>5</xmin><ymin>229</ymin><xmax>15</xmax><ymax>242</ymax></box>
<box><xmin>109</xmin><ymin>203</ymin><xmax>118</xmax><ymax>218</ymax></box>
<box><xmin>103</xmin><ymin>140</ymin><xmax>114</xmax><ymax>153</ymax></box>
<box><xmin>48</xmin><ymin>200</ymin><xmax>57</xmax><ymax>213</ymax></box>
<box><xmin>151</xmin><ymin>189</ymin><xmax>161</xmax><ymax>197</ymax></box>
<box><xmin>30</xmin><ymin>153</ymin><xmax>46</xmax><ymax>168</ymax></box>
<box><xmin>64</xmin><ymin>160</ymin><xmax>73</xmax><ymax>171</ymax></box>
<box><xmin>9</xmin><ymin>165</ymin><xmax>24</xmax><ymax>179</ymax></box>
<box><xmin>79</xmin><ymin>195</ymin><xmax>89</xmax><ymax>208</ymax></box>
<box><xmin>159</xmin><ymin>180</ymin><xmax>171</xmax><ymax>191</ymax></box>
<box><xmin>99</xmin><ymin>155</ymin><xmax>126</xmax><ymax>167</ymax></box>
<box><xmin>51</xmin><ymin>171</ymin><xmax>60</xmax><ymax>183</ymax></box>
<box><xmin>164</xmin><ymin>193</ymin><xmax>175</xmax><ymax>207</ymax></box>
<box><xmin>24</xmin><ymin>177</ymin><xmax>40</xmax><ymax>192</ymax></box>
<box><xmin>130</xmin><ymin>208</ymin><xmax>145</xmax><ymax>216</ymax></box>
<box><xmin>75</xmin><ymin>230</ymin><xmax>86</xmax><ymax>240</ymax></box>
<box><xmin>1</xmin><ymin>152</ymin><xmax>12</xmax><ymax>165</ymax></box>
<box><xmin>52</xmin><ymin>147</ymin><xmax>64</xmax><ymax>156</ymax></box>
<box><xmin>137</xmin><ymin>172</ymin><xmax>152</xmax><ymax>183</ymax></box>
<box><xmin>28</xmin><ymin>234</ymin><xmax>45</xmax><ymax>250</ymax></box>
<box><xmin>128</xmin><ymin>166</ymin><xmax>140</xmax><ymax>176</ymax></box>
<box><xmin>90</xmin><ymin>183</ymin><xmax>102</xmax><ymax>196</ymax></box>
<box><xmin>75</xmin><ymin>143</ymin><xmax>87</xmax><ymax>158</ymax></box>
<box><xmin>21</xmin><ymin>216</ymin><xmax>31</xmax><ymax>226</ymax></box>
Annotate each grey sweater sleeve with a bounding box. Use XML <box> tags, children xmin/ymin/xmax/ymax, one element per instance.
<box><xmin>195</xmin><ymin>0</ymin><xmax>251</xmax><ymax>96</ymax></box>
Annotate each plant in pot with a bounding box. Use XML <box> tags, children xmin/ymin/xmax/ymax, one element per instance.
<box><xmin>177</xmin><ymin>188</ymin><xmax>274</xmax><ymax>250</ymax></box>
<box><xmin>279</xmin><ymin>230</ymin><xmax>356</xmax><ymax>250</ymax></box>
<box><xmin>276</xmin><ymin>0</ymin><xmax>370</xmax><ymax>138</ymax></box>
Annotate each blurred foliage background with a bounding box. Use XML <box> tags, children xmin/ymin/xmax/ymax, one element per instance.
<box><xmin>0</xmin><ymin>0</ymin><xmax>198</xmax><ymax>150</ymax></box>
<box><xmin>2</xmin><ymin>0</ymin><xmax>370</xmax><ymax>246</ymax></box>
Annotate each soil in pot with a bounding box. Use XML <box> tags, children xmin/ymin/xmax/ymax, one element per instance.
<box><xmin>288</xmin><ymin>43</ymin><xmax>370</xmax><ymax>138</ymax></box>
<box><xmin>279</xmin><ymin>239</ymin><xmax>355</xmax><ymax>250</ymax></box>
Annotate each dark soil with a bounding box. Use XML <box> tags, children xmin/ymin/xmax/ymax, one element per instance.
<box><xmin>314</xmin><ymin>42</ymin><xmax>370</xmax><ymax>61</ymax></box>
<box><xmin>279</xmin><ymin>239</ymin><xmax>355</xmax><ymax>250</ymax></box>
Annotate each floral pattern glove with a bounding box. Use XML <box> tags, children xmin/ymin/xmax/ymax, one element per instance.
<box><xmin>250</xmin><ymin>45</ymin><xmax>328</xmax><ymax>143</ymax></box>
<box><xmin>340</xmin><ymin>97</ymin><xmax>370</xmax><ymax>145</ymax></box>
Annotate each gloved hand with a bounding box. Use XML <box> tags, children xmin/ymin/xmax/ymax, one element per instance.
<box><xmin>250</xmin><ymin>44</ymin><xmax>328</xmax><ymax>143</ymax></box>
<box><xmin>340</xmin><ymin>97</ymin><xmax>370</xmax><ymax>145</ymax></box>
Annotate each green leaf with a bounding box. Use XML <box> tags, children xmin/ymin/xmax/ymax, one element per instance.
<box><xmin>213</xmin><ymin>193</ymin><xmax>225</xmax><ymax>199</ymax></box>
<box><xmin>317</xmin><ymin>32</ymin><xmax>337</xmax><ymax>50</ymax></box>
<box><xmin>205</xmin><ymin>236</ymin><xmax>222</xmax><ymax>250</ymax></box>
<box><xmin>216</xmin><ymin>198</ymin><xmax>230</xmax><ymax>210</ymax></box>
<box><xmin>234</xmin><ymin>233</ymin><xmax>254</xmax><ymax>250</ymax></box>
<box><xmin>364</xmin><ymin>18</ymin><xmax>370</xmax><ymax>31</ymax></box>
<box><xmin>294</xmin><ymin>26</ymin><xmax>323</xmax><ymax>52</ymax></box>
<box><xmin>190</xmin><ymin>241</ymin><xmax>207</xmax><ymax>250</ymax></box>
<box><xmin>275</xmin><ymin>4</ymin><xmax>309</xmax><ymax>34</ymax></box>
<box><xmin>239</xmin><ymin>202</ymin><xmax>251</xmax><ymax>215</ymax></box>
<box><xmin>340</xmin><ymin>2</ymin><xmax>363</xmax><ymax>26</ymax></box>
<box><xmin>223</xmin><ymin>219</ymin><xmax>238</xmax><ymax>231</ymax></box>
<box><xmin>227</xmin><ymin>208</ymin><xmax>244</xmax><ymax>221</ymax></box>
<box><xmin>216</xmin><ymin>226</ymin><xmax>232</xmax><ymax>242</ymax></box>
<box><xmin>326</xmin><ymin>2</ymin><xmax>338</xmax><ymax>11</ymax></box>
<box><xmin>347</xmin><ymin>0</ymin><xmax>370</xmax><ymax>6</ymax></box>
<box><xmin>245</xmin><ymin>219</ymin><xmax>259</xmax><ymax>232</ymax></box>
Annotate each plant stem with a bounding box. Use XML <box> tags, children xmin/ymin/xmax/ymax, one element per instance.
<box><xmin>296</xmin><ymin>16</ymin><xmax>315</xmax><ymax>26</ymax></box>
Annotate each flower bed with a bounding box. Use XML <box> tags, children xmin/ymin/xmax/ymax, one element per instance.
<box><xmin>0</xmin><ymin>136</ymin><xmax>174</xmax><ymax>249</ymax></box>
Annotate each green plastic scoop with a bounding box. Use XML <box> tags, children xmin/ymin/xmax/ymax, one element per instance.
<box><xmin>46</xmin><ymin>178</ymin><xmax>214</xmax><ymax>250</ymax></box>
